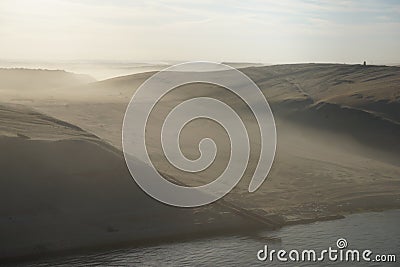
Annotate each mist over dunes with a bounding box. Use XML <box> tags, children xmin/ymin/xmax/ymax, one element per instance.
<box><xmin>0</xmin><ymin>68</ymin><xmax>95</xmax><ymax>91</ymax></box>
<box><xmin>1</xmin><ymin>63</ymin><xmax>399</xmax><ymax>261</ymax></box>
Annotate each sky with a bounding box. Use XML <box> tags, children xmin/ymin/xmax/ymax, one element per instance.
<box><xmin>0</xmin><ymin>0</ymin><xmax>399</xmax><ymax>64</ymax></box>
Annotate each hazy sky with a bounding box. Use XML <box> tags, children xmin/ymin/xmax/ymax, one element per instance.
<box><xmin>1</xmin><ymin>0</ymin><xmax>399</xmax><ymax>64</ymax></box>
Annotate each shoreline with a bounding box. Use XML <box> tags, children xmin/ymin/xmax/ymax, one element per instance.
<box><xmin>4</xmin><ymin>207</ymin><xmax>400</xmax><ymax>266</ymax></box>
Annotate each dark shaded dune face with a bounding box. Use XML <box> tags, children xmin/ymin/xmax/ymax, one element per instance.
<box><xmin>278</xmin><ymin>101</ymin><xmax>400</xmax><ymax>163</ymax></box>
<box><xmin>0</xmin><ymin>136</ymin><xmax>137</xmax><ymax>252</ymax></box>
<box><xmin>0</xmin><ymin>105</ymin><xmax>255</xmax><ymax>260</ymax></box>
<box><xmin>0</xmin><ymin>135</ymin><xmax>208</xmax><ymax>259</ymax></box>
<box><xmin>0</xmin><ymin>137</ymin><xmax>141</xmax><ymax>215</ymax></box>
<box><xmin>0</xmin><ymin>105</ymin><xmax>187</xmax><ymax>259</ymax></box>
<box><xmin>326</xmin><ymin>90</ymin><xmax>400</xmax><ymax>123</ymax></box>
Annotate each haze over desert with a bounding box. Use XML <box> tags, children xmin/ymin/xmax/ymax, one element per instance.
<box><xmin>1</xmin><ymin>0</ymin><xmax>399</xmax><ymax>265</ymax></box>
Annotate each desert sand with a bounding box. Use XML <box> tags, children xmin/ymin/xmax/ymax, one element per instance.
<box><xmin>0</xmin><ymin>103</ymin><xmax>263</xmax><ymax>262</ymax></box>
<box><xmin>1</xmin><ymin>64</ymin><xmax>399</xmax><ymax>261</ymax></box>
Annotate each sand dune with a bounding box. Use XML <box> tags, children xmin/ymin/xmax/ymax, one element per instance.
<box><xmin>0</xmin><ymin>104</ymin><xmax>260</xmax><ymax>260</ymax></box>
<box><xmin>25</xmin><ymin>64</ymin><xmax>399</xmax><ymax>158</ymax></box>
<box><xmin>1</xmin><ymin>63</ymin><xmax>399</xmax><ymax>260</ymax></box>
<box><xmin>17</xmin><ymin>64</ymin><xmax>399</xmax><ymax>205</ymax></box>
<box><xmin>0</xmin><ymin>68</ymin><xmax>95</xmax><ymax>91</ymax></box>
<box><xmin>0</xmin><ymin>68</ymin><xmax>95</xmax><ymax>107</ymax></box>
<box><xmin>243</xmin><ymin>64</ymin><xmax>400</xmax><ymax>122</ymax></box>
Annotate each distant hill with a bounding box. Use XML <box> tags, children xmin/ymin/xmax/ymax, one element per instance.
<box><xmin>240</xmin><ymin>64</ymin><xmax>400</xmax><ymax>123</ymax></box>
<box><xmin>0</xmin><ymin>68</ymin><xmax>95</xmax><ymax>91</ymax></box>
<box><xmin>221</xmin><ymin>62</ymin><xmax>265</xmax><ymax>68</ymax></box>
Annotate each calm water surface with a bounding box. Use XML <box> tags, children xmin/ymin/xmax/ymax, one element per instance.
<box><xmin>25</xmin><ymin>210</ymin><xmax>400</xmax><ymax>266</ymax></box>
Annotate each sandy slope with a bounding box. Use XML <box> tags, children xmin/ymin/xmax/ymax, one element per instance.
<box><xmin>10</xmin><ymin>64</ymin><xmax>399</xmax><ymax>211</ymax></box>
<box><xmin>0</xmin><ymin>104</ymin><xmax>260</xmax><ymax>260</ymax></box>
<box><xmin>1</xmin><ymin>64</ymin><xmax>399</xmax><ymax>259</ymax></box>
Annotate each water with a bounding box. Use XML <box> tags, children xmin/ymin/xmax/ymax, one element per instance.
<box><xmin>24</xmin><ymin>210</ymin><xmax>400</xmax><ymax>266</ymax></box>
